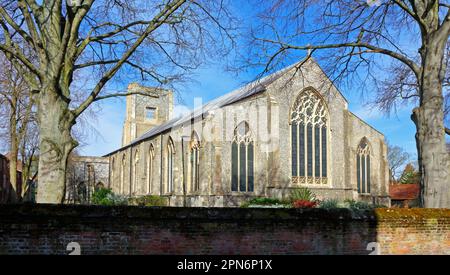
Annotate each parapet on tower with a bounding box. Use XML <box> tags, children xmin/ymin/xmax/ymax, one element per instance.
<box><xmin>122</xmin><ymin>83</ymin><xmax>173</xmax><ymax>146</ymax></box>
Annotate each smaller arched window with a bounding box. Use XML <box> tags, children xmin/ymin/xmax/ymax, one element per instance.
<box><xmin>231</xmin><ymin>122</ymin><xmax>254</xmax><ymax>192</ymax></box>
<box><xmin>166</xmin><ymin>137</ymin><xmax>175</xmax><ymax>193</ymax></box>
<box><xmin>133</xmin><ymin>149</ymin><xmax>139</xmax><ymax>195</ymax></box>
<box><xmin>357</xmin><ymin>138</ymin><xmax>371</xmax><ymax>194</ymax></box>
<box><xmin>120</xmin><ymin>154</ymin><xmax>126</xmax><ymax>194</ymax></box>
<box><xmin>190</xmin><ymin>132</ymin><xmax>200</xmax><ymax>193</ymax></box>
<box><xmin>147</xmin><ymin>144</ymin><xmax>155</xmax><ymax>194</ymax></box>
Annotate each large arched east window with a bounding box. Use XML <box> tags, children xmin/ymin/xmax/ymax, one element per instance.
<box><xmin>231</xmin><ymin>121</ymin><xmax>254</xmax><ymax>192</ymax></box>
<box><xmin>357</xmin><ymin>138</ymin><xmax>371</xmax><ymax>194</ymax></box>
<box><xmin>166</xmin><ymin>137</ymin><xmax>175</xmax><ymax>193</ymax></box>
<box><xmin>147</xmin><ymin>144</ymin><xmax>154</xmax><ymax>194</ymax></box>
<box><xmin>190</xmin><ymin>132</ymin><xmax>200</xmax><ymax>193</ymax></box>
<box><xmin>291</xmin><ymin>88</ymin><xmax>328</xmax><ymax>185</ymax></box>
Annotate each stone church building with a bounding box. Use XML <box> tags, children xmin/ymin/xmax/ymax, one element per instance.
<box><xmin>105</xmin><ymin>59</ymin><xmax>391</xmax><ymax>207</ymax></box>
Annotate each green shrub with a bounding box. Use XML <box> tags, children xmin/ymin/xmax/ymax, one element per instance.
<box><xmin>241</xmin><ymin>197</ymin><xmax>291</xmax><ymax>208</ymax></box>
<box><xmin>129</xmin><ymin>195</ymin><xmax>168</xmax><ymax>207</ymax></box>
<box><xmin>91</xmin><ymin>188</ymin><xmax>128</xmax><ymax>206</ymax></box>
<box><xmin>289</xmin><ymin>187</ymin><xmax>316</xmax><ymax>202</ymax></box>
<box><xmin>319</xmin><ymin>199</ymin><xmax>340</xmax><ymax>209</ymax></box>
<box><xmin>248</xmin><ymin>197</ymin><xmax>283</xmax><ymax>205</ymax></box>
<box><xmin>344</xmin><ymin>199</ymin><xmax>373</xmax><ymax>210</ymax></box>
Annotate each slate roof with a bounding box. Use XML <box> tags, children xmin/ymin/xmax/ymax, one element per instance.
<box><xmin>104</xmin><ymin>61</ymin><xmax>301</xmax><ymax>156</ymax></box>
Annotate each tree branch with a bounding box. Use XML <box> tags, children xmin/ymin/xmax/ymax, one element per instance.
<box><xmin>257</xmin><ymin>38</ymin><xmax>421</xmax><ymax>77</ymax></box>
<box><xmin>0</xmin><ymin>6</ymin><xmax>34</xmax><ymax>45</ymax></box>
<box><xmin>17</xmin><ymin>0</ymin><xmax>42</xmax><ymax>49</ymax></box>
<box><xmin>73</xmin><ymin>0</ymin><xmax>187</xmax><ymax>118</ymax></box>
<box><xmin>392</xmin><ymin>0</ymin><xmax>427</xmax><ymax>32</ymax></box>
<box><xmin>92</xmin><ymin>90</ymin><xmax>160</xmax><ymax>102</ymax></box>
<box><xmin>73</xmin><ymin>59</ymin><xmax>120</xmax><ymax>70</ymax></box>
<box><xmin>0</xmin><ymin>21</ymin><xmax>41</xmax><ymax>80</ymax></box>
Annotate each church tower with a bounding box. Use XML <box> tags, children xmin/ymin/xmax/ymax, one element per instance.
<box><xmin>122</xmin><ymin>83</ymin><xmax>173</xmax><ymax>146</ymax></box>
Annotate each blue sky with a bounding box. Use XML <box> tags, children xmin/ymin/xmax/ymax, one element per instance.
<box><xmin>76</xmin><ymin>0</ymin><xmax>449</xmax><ymax>162</ymax></box>
<box><xmin>78</xmin><ymin>60</ymin><xmax>420</xmax><ymax>159</ymax></box>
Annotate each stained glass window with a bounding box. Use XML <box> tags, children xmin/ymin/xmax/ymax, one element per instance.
<box><xmin>231</xmin><ymin>142</ymin><xmax>238</xmax><ymax>191</ymax></box>
<box><xmin>248</xmin><ymin>142</ymin><xmax>254</xmax><ymax>192</ymax></box>
<box><xmin>357</xmin><ymin>138</ymin><xmax>371</xmax><ymax>194</ymax></box>
<box><xmin>166</xmin><ymin>138</ymin><xmax>174</xmax><ymax>193</ymax></box>
<box><xmin>147</xmin><ymin>144</ymin><xmax>154</xmax><ymax>194</ymax></box>
<box><xmin>291</xmin><ymin>88</ymin><xmax>328</xmax><ymax>184</ymax></box>
<box><xmin>292</xmin><ymin>123</ymin><xmax>298</xmax><ymax>177</ymax></box>
<box><xmin>231</xmin><ymin>121</ymin><xmax>254</xmax><ymax>192</ymax></box>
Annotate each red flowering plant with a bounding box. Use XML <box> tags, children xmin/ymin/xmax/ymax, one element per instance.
<box><xmin>290</xmin><ymin>187</ymin><xmax>319</xmax><ymax>208</ymax></box>
<box><xmin>292</xmin><ymin>200</ymin><xmax>318</xmax><ymax>208</ymax></box>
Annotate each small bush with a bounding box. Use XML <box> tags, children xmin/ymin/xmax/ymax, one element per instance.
<box><xmin>248</xmin><ymin>197</ymin><xmax>283</xmax><ymax>205</ymax></box>
<box><xmin>319</xmin><ymin>199</ymin><xmax>340</xmax><ymax>209</ymax></box>
<box><xmin>289</xmin><ymin>187</ymin><xmax>316</xmax><ymax>202</ymax></box>
<box><xmin>91</xmin><ymin>188</ymin><xmax>128</xmax><ymax>206</ymax></box>
<box><xmin>241</xmin><ymin>197</ymin><xmax>291</xmax><ymax>208</ymax></box>
<box><xmin>344</xmin><ymin>199</ymin><xmax>373</xmax><ymax>210</ymax></box>
<box><xmin>292</xmin><ymin>199</ymin><xmax>318</xmax><ymax>209</ymax></box>
<box><xmin>130</xmin><ymin>195</ymin><xmax>168</xmax><ymax>207</ymax></box>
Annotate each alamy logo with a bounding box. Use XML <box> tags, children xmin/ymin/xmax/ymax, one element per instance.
<box><xmin>367</xmin><ymin>0</ymin><xmax>382</xmax><ymax>6</ymax></box>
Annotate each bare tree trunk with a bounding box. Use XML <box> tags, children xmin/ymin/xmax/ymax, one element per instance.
<box><xmin>413</xmin><ymin>38</ymin><xmax>450</xmax><ymax>208</ymax></box>
<box><xmin>8</xmin><ymin>93</ymin><xmax>18</xmax><ymax>203</ymax></box>
<box><xmin>36</xmin><ymin>88</ymin><xmax>77</xmax><ymax>204</ymax></box>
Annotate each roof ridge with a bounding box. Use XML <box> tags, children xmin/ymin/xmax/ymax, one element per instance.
<box><xmin>104</xmin><ymin>57</ymin><xmax>313</xmax><ymax>156</ymax></box>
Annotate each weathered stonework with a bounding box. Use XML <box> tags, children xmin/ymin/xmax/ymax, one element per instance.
<box><xmin>122</xmin><ymin>83</ymin><xmax>173</xmax><ymax>146</ymax></box>
<box><xmin>106</xmin><ymin>59</ymin><xmax>391</xmax><ymax>207</ymax></box>
<box><xmin>66</xmin><ymin>156</ymin><xmax>110</xmax><ymax>204</ymax></box>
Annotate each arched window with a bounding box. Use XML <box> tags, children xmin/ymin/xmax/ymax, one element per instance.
<box><xmin>133</xmin><ymin>149</ymin><xmax>139</xmax><ymax>195</ymax></box>
<box><xmin>291</xmin><ymin>88</ymin><xmax>328</xmax><ymax>185</ymax></box>
<box><xmin>166</xmin><ymin>137</ymin><xmax>175</xmax><ymax>193</ymax></box>
<box><xmin>190</xmin><ymin>132</ymin><xmax>200</xmax><ymax>193</ymax></box>
<box><xmin>231</xmin><ymin>121</ymin><xmax>254</xmax><ymax>192</ymax></box>
<box><xmin>120</xmin><ymin>154</ymin><xmax>126</xmax><ymax>194</ymax></box>
<box><xmin>147</xmin><ymin>144</ymin><xmax>155</xmax><ymax>194</ymax></box>
<box><xmin>357</xmin><ymin>138</ymin><xmax>371</xmax><ymax>194</ymax></box>
<box><xmin>110</xmin><ymin>157</ymin><xmax>115</xmax><ymax>189</ymax></box>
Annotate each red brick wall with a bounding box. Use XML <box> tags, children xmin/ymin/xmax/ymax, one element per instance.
<box><xmin>0</xmin><ymin>205</ymin><xmax>448</xmax><ymax>255</ymax></box>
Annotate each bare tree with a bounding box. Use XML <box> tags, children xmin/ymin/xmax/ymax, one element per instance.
<box><xmin>0</xmin><ymin>52</ymin><xmax>36</xmax><ymax>202</ymax></box>
<box><xmin>0</xmin><ymin>0</ymin><xmax>235</xmax><ymax>203</ymax></box>
<box><xmin>387</xmin><ymin>143</ymin><xmax>411</xmax><ymax>182</ymax></box>
<box><xmin>248</xmin><ymin>0</ymin><xmax>450</xmax><ymax>208</ymax></box>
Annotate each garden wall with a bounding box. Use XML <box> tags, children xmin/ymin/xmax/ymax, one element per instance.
<box><xmin>0</xmin><ymin>204</ymin><xmax>448</xmax><ymax>255</ymax></box>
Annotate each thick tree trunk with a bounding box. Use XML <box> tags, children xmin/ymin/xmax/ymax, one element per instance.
<box><xmin>412</xmin><ymin>40</ymin><xmax>450</xmax><ymax>208</ymax></box>
<box><xmin>8</xmin><ymin>94</ymin><xmax>19</xmax><ymax>203</ymax></box>
<box><xmin>36</xmin><ymin>89</ymin><xmax>77</xmax><ymax>204</ymax></box>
